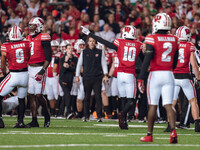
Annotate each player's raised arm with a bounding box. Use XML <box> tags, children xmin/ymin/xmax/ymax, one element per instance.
<box><xmin>81</xmin><ymin>26</ymin><xmax>118</xmax><ymax>50</ymax></box>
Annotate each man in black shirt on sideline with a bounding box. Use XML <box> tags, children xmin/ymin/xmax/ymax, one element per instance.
<box><xmin>55</xmin><ymin>44</ymin><xmax>78</xmax><ymax>119</ymax></box>
<box><xmin>76</xmin><ymin>37</ymin><xmax>108</xmax><ymax>122</ymax></box>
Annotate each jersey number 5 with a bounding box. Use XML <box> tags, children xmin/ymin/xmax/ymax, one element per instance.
<box><xmin>123</xmin><ymin>46</ymin><xmax>136</xmax><ymax>62</ymax></box>
<box><xmin>162</xmin><ymin>42</ymin><xmax>172</xmax><ymax>62</ymax></box>
<box><xmin>16</xmin><ymin>48</ymin><xmax>24</xmax><ymax>63</ymax></box>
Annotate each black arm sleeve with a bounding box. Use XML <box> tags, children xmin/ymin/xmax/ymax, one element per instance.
<box><xmin>41</xmin><ymin>41</ymin><xmax>52</xmax><ymax>62</ymax></box>
<box><xmin>138</xmin><ymin>51</ymin><xmax>144</xmax><ymax>61</ymax></box>
<box><xmin>54</xmin><ymin>57</ymin><xmax>59</xmax><ymax>64</ymax></box>
<box><xmin>173</xmin><ymin>49</ymin><xmax>179</xmax><ymax>70</ymax></box>
<box><xmin>89</xmin><ymin>33</ymin><xmax>118</xmax><ymax>50</ymax></box>
<box><xmin>138</xmin><ymin>44</ymin><xmax>155</xmax><ymax>80</ymax></box>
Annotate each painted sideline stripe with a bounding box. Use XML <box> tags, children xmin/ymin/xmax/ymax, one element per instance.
<box><xmin>1</xmin><ymin>132</ymin><xmax>200</xmax><ymax>136</ymax></box>
<box><xmin>0</xmin><ymin>144</ymin><xmax>200</xmax><ymax>148</ymax></box>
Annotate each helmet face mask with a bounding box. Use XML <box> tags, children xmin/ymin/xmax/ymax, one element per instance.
<box><xmin>51</xmin><ymin>40</ymin><xmax>59</xmax><ymax>54</ymax></box>
<box><xmin>176</xmin><ymin>26</ymin><xmax>191</xmax><ymax>42</ymax></box>
<box><xmin>8</xmin><ymin>26</ymin><xmax>23</xmax><ymax>41</ymax></box>
<box><xmin>121</xmin><ymin>25</ymin><xmax>137</xmax><ymax>39</ymax></box>
<box><xmin>152</xmin><ymin>13</ymin><xmax>171</xmax><ymax>34</ymax></box>
<box><xmin>60</xmin><ymin>40</ymin><xmax>70</xmax><ymax>53</ymax></box>
<box><xmin>74</xmin><ymin>39</ymin><xmax>85</xmax><ymax>53</ymax></box>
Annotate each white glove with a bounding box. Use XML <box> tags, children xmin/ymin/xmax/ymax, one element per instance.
<box><xmin>81</xmin><ymin>26</ymin><xmax>90</xmax><ymax>35</ymax></box>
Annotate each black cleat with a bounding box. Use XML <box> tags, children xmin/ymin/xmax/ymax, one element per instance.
<box><xmin>26</xmin><ymin>121</ymin><xmax>39</xmax><ymax>128</ymax></box>
<box><xmin>97</xmin><ymin>118</ymin><xmax>103</xmax><ymax>122</ymax></box>
<box><xmin>0</xmin><ymin>118</ymin><xmax>5</xmax><ymax>128</ymax></box>
<box><xmin>195</xmin><ymin>120</ymin><xmax>200</xmax><ymax>132</ymax></box>
<box><xmin>44</xmin><ymin>121</ymin><xmax>50</xmax><ymax>128</ymax></box>
<box><xmin>44</xmin><ymin>116</ymin><xmax>50</xmax><ymax>128</ymax></box>
<box><xmin>44</xmin><ymin>113</ymin><xmax>50</xmax><ymax>128</ymax></box>
<box><xmin>118</xmin><ymin>113</ymin><xmax>128</xmax><ymax>129</ymax></box>
<box><xmin>164</xmin><ymin>123</ymin><xmax>172</xmax><ymax>132</ymax></box>
<box><xmin>66</xmin><ymin>113</ymin><xmax>74</xmax><ymax>119</ymax></box>
<box><xmin>14</xmin><ymin>122</ymin><xmax>30</xmax><ymax>128</ymax></box>
<box><xmin>123</xmin><ymin>121</ymin><xmax>128</xmax><ymax>130</ymax></box>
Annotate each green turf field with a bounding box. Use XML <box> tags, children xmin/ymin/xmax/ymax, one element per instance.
<box><xmin>0</xmin><ymin>116</ymin><xmax>200</xmax><ymax>150</ymax></box>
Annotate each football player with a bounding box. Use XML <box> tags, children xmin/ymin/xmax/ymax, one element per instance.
<box><xmin>137</xmin><ymin>13</ymin><xmax>178</xmax><ymax>143</ymax></box>
<box><xmin>165</xmin><ymin>26</ymin><xmax>200</xmax><ymax>132</ymax></box>
<box><xmin>81</xmin><ymin>25</ymin><xmax>144</xmax><ymax>129</ymax></box>
<box><xmin>72</xmin><ymin>39</ymin><xmax>86</xmax><ymax>118</ymax></box>
<box><xmin>0</xmin><ymin>26</ymin><xmax>30</xmax><ymax>128</ymax></box>
<box><xmin>26</xmin><ymin>17</ymin><xmax>52</xmax><ymax>127</ymax></box>
<box><xmin>45</xmin><ymin>40</ymin><xmax>60</xmax><ymax>116</ymax></box>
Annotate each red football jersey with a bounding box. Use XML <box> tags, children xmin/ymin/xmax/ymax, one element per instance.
<box><xmin>104</xmin><ymin>50</ymin><xmax>113</xmax><ymax>67</ymax></box>
<box><xmin>26</xmin><ymin>33</ymin><xmax>51</xmax><ymax>64</ymax></box>
<box><xmin>112</xmin><ymin>51</ymin><xmax>119</xmax><ymax>77</ymax></box>
<box><xmin>173</xmin><ymin>41</ymin><xmax>195</xmax><ymax>73</ymax></box>
<box><xmin>145</xmin><ymin>34</ymin><xmax>178</xmax><ymax>71</ymax></box>
<box><xmin>73</xmin><ymin>51</ymin><xmax>80</xmax><ymax>58</ymax></box>
<box><xmin>113</xmin><ymin>38</ymin><xmax>143</xmax><ymax>75</ymax></box>
<box><xmin>47</xmin><ymin>56</ymin><xmax>55</xmax><ymax>78</ymax></box>
<box><xmin>54</xmin><ymin>52</ymin><xmax>64</xmax><ymax>75</ymax></box>
<box><xmin>1</xmin><ymin>41</ymin><xmax>30</xmax><ymax>70</ymax></box>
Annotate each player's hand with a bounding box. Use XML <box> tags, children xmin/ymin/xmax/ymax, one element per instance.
<box><xmin>63</xmin><ymin>62</ymin><xmax>69</xmax><ymax>68</ymax></box>
<box><xmin>75</xmin><ymin>76</ymin><xmax>80</xmax><ymax>84</ymax></box>
<box><xmin>137</xmin><ymin>79</ymin><xmax>145</xmax><ymax>94</ymax></box>
<box><xmin>35</xmin><ymin>68</ymin><xmax>45</xmax><ymax>81</ymax></box>
<box><xmin>81</xmin><ymin>26</ymin><xmax>90</xmax><ymax>35</ymax></box>
<box><xmin>103</xmin><ymin>75</ymin><xmax>109</xmax><ymax>84</ymax></box>
<box><xmin>196</xmin><ymin>80</ymin><xmax>200</xmax><ymax>89</ymax></box>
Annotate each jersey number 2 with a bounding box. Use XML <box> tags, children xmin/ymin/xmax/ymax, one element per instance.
<box><xmin>162</xmin><ymin>42</ymin><xmax>172</xmax><ymax>62</ymax></box>
<box><xmin>123</xmin><ymin>46</ymin><xmax>136</xmax><ymax>62</ymax></box>
<box><xmin>16</xmin><ymin>48</ymin><xmax>24</xmax><ymax>63</ymax></box>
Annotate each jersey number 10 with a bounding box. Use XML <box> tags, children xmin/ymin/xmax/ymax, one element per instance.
<box><xmin>123</xmin><ymin>46</ymin><xmax>136</xmax><ymax>62</ymax></box>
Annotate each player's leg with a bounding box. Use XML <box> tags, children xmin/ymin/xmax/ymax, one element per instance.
<box><xmin>14</xmin><ymin>72</ymin><xmax>29</xmax><ymax>128</ymax></box>
<box><xmin>117</xmin><ymin>72</ymin><xmax>128</xmax><ymax>129</ymax></box>
<box><xmin>162</xmin><ymin>72</ymin><xmax>177</xmax><ymax>143</ymax></box>
<box><xmin>0</xmin><ymin>74</ymin><xmax>16</xmax><ymax>128</ymax></box>
<box><xmin>76</xmin><ymin>78</ymin><xmax>84</xmax><ymax>118</ymax></box>
<box><xmin>182</xmin><ymin>79</ymin><xmax>200</xmax><ymax>132</ymax></box>
<box><xmin>111</xmin><ymin>77</ymin><xmax>119</xmax><ymax>119</ymax></box>
<box><xmin>46</xmin><ymin>78</ymin><xmax>56</xmax><ymax>116</ymax></box>
<box><xmin>101</xmin><ymin>82</ymin><xmax>111</xmax><ymax>119</ymax></box>
<box><xmin>164</xmin><ymin>79</ymin><xmax>181</xmax><ymax>132</ymax></box>
<box><xmin>121</xmin><ymin>73</ymin><xmax>136</xmax><ymax>128</ymax></box>
<box><xmin>140</xmin><ymin>72</ymin><xmax>161</xmax><ymax>142</ymax></box>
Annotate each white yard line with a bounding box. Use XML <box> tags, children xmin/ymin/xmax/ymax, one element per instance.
<box><xmin>0</xmin><ymin>144</ymin><xmax>200</xmax><ymax>148</ymax></box>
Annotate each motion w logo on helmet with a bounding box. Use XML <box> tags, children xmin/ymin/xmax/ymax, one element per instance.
<box><xmin>124</xmin><ymin>26</ymin><xmax>131</xmax><ymax>33</ymax></box>
<box><xmin>154</xmin><ymin>15</ymin><xmax>161</xmax><ymax>22</ymax></box>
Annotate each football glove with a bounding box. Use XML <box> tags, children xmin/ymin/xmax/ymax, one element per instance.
<box><xmin>137</xmin><ymin>79</ymin><xmax>145</xmax><ymax>94</ymax></box>
<box><xmin>35</xmin><ymin>68</ymin><xmax>45</xmax><ymax>81</ymax></box>
<box><xmin>81</xmin><ymin>26</ymin><xmax>90</xmax><ymax>35</ymax></box>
